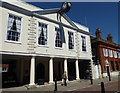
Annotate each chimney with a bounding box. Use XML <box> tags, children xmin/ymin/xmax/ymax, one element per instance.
<box><xmin>107</xmin><ymin>34</ymin><xmax>113</xmax><ymax>42</ymax></box>
<box><xmin>95</xmin><ymin>28</ymin><xmax>102</xmax><ymax>40</ymax></box>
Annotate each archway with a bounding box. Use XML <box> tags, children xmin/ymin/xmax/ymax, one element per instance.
<box><xmin>36</xmin><ymin>63</ymin><xmax>45</xmax><ymax>82</ymax></box>
<box><xmin>68</xmin><ymin>62</ymin><xmax>76</xmax><ymax>81</ymax></box>
<box><xmin>79</xmin><ymin>61</ymin><xmax>90</xmax><ymax>79</ymax></box>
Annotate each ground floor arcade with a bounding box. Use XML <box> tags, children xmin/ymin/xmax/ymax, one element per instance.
<box><xmin>1</xmin><ymin>54</ymin><xmax>92</xmax><ymax>88</ymax></box>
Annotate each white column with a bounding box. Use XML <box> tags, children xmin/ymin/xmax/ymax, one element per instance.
<box><xmin>90</xmin><ymin>59</ymin><xmax>95</xmax><ymax>79</ymax></box>
<box><xmin>29</xmin><ymin>56</ymin><xmax>35</xmax><ymax>85</ymax></box>
<box><xmin>76</xmin><ymin>59</ymin><xmax>80</xmax><ymax>80</ymax></box>
<box><xmin>64</xmin><ymin>59</ymin><xmax>68</xmax><ymax>73</ymax></box>
<box><xmin>64</xmin><ymin>58</ymin><xmax>68</xmax><ymax>81</ymax></box>
<box><xmin>49</xmin><ymin>57</ymin><xmax>54</xmax><ymax>83</ymax></box>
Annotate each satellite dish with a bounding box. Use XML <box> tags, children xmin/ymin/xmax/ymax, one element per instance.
<box><xmin>60</xmin><ymin>2</ymin><xmax>72</xmax><ymax>14</ymax></box>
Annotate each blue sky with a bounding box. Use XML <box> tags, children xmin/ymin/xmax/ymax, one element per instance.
<box><xmin>28</xmin><ymin>2</ymin><xmax>118</xmax><ymax>43</ymax></box>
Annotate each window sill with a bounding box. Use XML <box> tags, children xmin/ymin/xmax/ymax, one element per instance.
<box><xmin>69</xmin><ymin>49</ymin><xmax>76</xmax><ymax>52</ymax></box>
<box><xmin>82</xmin><ymin>51</ymin><xmax>88</xmax><ymax>53</ymax></box>
<box><xmin>5</xmin><ymin>40</ymin><xmax>22</xmax><ymax>44</ymax></box>
<box><xmin>55</xmin><ymin>47</ymin><xmax>63</xmax><ymax>50</ymax></box>
<box><xmin>37</xmin><ymin>44</ymin><xmax>49</xmax><ymax>48</ymax></box>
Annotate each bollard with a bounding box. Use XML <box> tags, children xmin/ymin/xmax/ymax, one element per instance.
<box><xmin>101</xmin><ymin>82</ymin><xmax>105</xmax><ymax>93</ymax></box>
<box><xmin>108</xmin><ymin>75</ymin><xmax>111</xmax><ymax>81</ymax></box>
<box><xmin>54</xmin><ymin>78</ymin><xmax>57</xmax><ymax>91</ymax></box>
<box><xmin>90</xmin><ymin>76</ymin><xmax>93</xmax><ymax>85</ymax></box>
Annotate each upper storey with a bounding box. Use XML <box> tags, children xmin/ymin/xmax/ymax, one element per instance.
<box><xmin>0</xmin><ymin>0</ymin><xmax>92</xmax><ymax>59</ymax></box>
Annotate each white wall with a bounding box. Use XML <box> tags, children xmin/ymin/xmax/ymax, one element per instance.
<box><xmin>0</xmin><ymin>0</ymin><xmax>92</xmax><ymax>60</ymax></box>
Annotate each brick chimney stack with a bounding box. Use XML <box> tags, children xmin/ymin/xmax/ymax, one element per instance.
<box><xmin>95</xmin><ymin>28</ymin><xmax>102</xmax><ymax>40</ymax></box>
<box><xmin>107</xmin><ymin>34</ymin><xmax>113</xmax><ymax>42</ymax></box>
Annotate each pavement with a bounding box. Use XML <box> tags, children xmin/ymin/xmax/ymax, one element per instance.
<box><xmin>1</xmin><ymin>75</ymin><xmax>120</xmax><ymax>92</ymax></box>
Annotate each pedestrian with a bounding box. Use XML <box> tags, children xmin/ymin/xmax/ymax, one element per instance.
<box><xmin>61</xmin><ymin>71</ymin><xmax>67</xmax><ymax>86</ymax></box>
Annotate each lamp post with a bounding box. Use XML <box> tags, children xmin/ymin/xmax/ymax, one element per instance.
<box><xmin>105</xmin><ymin>59</ymin><xmax>111</xmax><ymax>81</ymax></box>
<box><xmin>97</xmin><ymin>60</ymin><xmax>101</xmax><ymax>79</ymax></box>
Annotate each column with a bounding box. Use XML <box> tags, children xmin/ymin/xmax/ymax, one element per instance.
<box><xmin>76</xmin><ymin>59</ymin><xmax>80</xmax><ymax>80</ymax></box>
<box><xmin>90</xmin><ymin>59</ymin><xmax>95</xmax><ymax>79</ymax></box>
<box><xmin>64</xmin><ymin>59</ymin><xmax>68</xmax><ymax>73</ymax></box>
<box><xmin>64</xmin><ymin>58</ymin><xmax>68</xmax><ymax>81</ymax></box>
<box><xmin>29</xmin><ymin>56</ymin><xmax>35</xmax><ymax>85</ymax></box>
<box><xmin>49</xmin><ymin>57</ymin><xmax>54</xmax><ymax>83</ymax></box>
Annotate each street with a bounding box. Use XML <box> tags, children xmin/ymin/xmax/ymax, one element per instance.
<box><xmin>75</xmin><ymin>81</ymin><xmax>120</xmax><ymax>93</ymax></box>
<box><xmin>1</xmin><ymin>76</ymin><xmax>120</xmax><ymax>93</ymax></box>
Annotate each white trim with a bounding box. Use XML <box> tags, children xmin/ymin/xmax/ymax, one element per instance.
<box><xmin>37</xmin><ymin>45</ymin><xmax>49</xmax><ymax>48</ymax></box>
<box><xmin>5</xmin><ymin>40</ymin><xmax>22</xmax><ymax>44</ymax></box>
<box><xmin>54</xmin><ymin>45</ymin><xmax>64</xmax><ymax>50</ymax></box>
<box><xmin>0</xmin><ymin>51</ymin><xmax>91</xmax><ymax>60</ymax></box>
<box><xmin>5</xmin><ymin>13</ymin><xmax>9</xmax><ymax>42</ymax></box>
<box><xmin>68</xmin><ymin>49</ymin><xmax>76</xmax><ymax>52</ymax></box>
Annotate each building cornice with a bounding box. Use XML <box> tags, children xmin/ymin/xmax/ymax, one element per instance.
<box><xmin>0</xmin><ymin>51</ymin><xmax>91</xmax><ymax>60</ymax></box>
<box><xmin>91</xmin><ymin>36</ymin><xmax>120</xmax><ymax>48</ymax></box>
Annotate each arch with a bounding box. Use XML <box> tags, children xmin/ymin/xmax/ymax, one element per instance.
<box><xmin>36</xmin><ymin>63</ymin><xmax>45</xmax><ymax>79</ymax></box>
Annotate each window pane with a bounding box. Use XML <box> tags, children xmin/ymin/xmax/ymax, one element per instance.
<box><xmin>38</xmin><ymin>22</ymin><xmax>47</xmax><ymax>45</ymax></box>
<box><xmin>55</xmin><ymin>27</ymin><xmax>62</xmax><ymax>48</ymax></box>
<box><xmin>68</xmin><ymin>31</ymin><xmax>74</xmax><ymax>49</ymax></box>
<box><xmin>81</xmin><ymin>36</ymin><xmax>86</xmax><ymax>51</ymax></box>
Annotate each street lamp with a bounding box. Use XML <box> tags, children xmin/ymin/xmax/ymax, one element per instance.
<box><xmin>105</xmin><ymin>59</ymin><xmax>111</xmax><ymax>81</ymax></box>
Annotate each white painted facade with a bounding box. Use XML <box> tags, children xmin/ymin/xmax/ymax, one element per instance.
<box><xmin>0</xmin><ymin>0</ymin><xmax>95</xmax><ymax>86</ymax></box>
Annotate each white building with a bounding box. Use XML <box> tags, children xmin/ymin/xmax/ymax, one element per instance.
<box><xmin>0</xmin><ymin>0</ymin><xmax>95</xmax><ymax>87</ymax></box>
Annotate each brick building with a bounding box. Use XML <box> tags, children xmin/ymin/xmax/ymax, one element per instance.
<box><xmin>91</xmin><ymin>28</ymin><xmax>120</xmax><ymax>78</ymax></box>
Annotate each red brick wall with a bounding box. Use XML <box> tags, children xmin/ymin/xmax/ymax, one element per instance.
<box><xmin>98</xmin><ymin>44</ymin><xmax>120</xmax><ymax>72</ymax></box>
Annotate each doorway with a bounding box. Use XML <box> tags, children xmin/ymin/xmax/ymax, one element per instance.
<box><xmin>68</xmin><ymin>62</ymin><xmax>76</xmax><ymax>80</ymax></box>
<box><xmin>36</xmin><ymin>63</ymin><xmax>45</xmax><ymax>83</ymax></box>
<box><xmin>79</xmin><ymin>61</ymin><xmax>90</xmax><ymax>79</ymax></box>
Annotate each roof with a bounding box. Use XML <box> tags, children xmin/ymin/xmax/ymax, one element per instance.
<box><xmin>91</xmin><ymin>35</ymin><xmax>120</xmax><ymax>48</ymax></box>
<box><xmin>1</xmin><ymin>0</ymin><xmax>90</xmax><ymax>34</ymax></box>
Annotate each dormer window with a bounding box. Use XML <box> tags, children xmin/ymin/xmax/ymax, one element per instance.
<box><xmin>7</xmin><ymin>14</ymin><xmax>21</xmax><ymax>41</ymax></box>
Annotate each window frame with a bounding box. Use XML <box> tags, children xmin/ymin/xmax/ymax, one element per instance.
<box><xmin>68</xmin><ymin>31</ymin><xmax>74</xmax><ymax>50</ymax></box>
<box><xmin>81</xmin><ymin>35</ymin><xmax>87</xmax><ymax>52</ymax></box>
<box><xmin>109</xmin><ymin>49</ymin><xmax>113</xmax><ymax>57</ymax></box>
<box><xmin>103</xmin><ymin>48</ymin><xmax>108</xmax><ymax>57</ymax></box>
<box><xmin>113</xmin><ymin>51</ymin><xmax>117</xmax><ymax>58</ymax></box>
<box><xmin>37</xmin><ymin>22</ymin><xmax>48</xmax><ymax>47</ymax></box>
<box><xmin>54</xmin><ymin>27</ymin><xmax>63</xmax><ymax>49</ymax></box>
<box><xmin>6</xmin><ymin>13</ymin><xmax>22</xmax><ymax>43</ymax></box>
